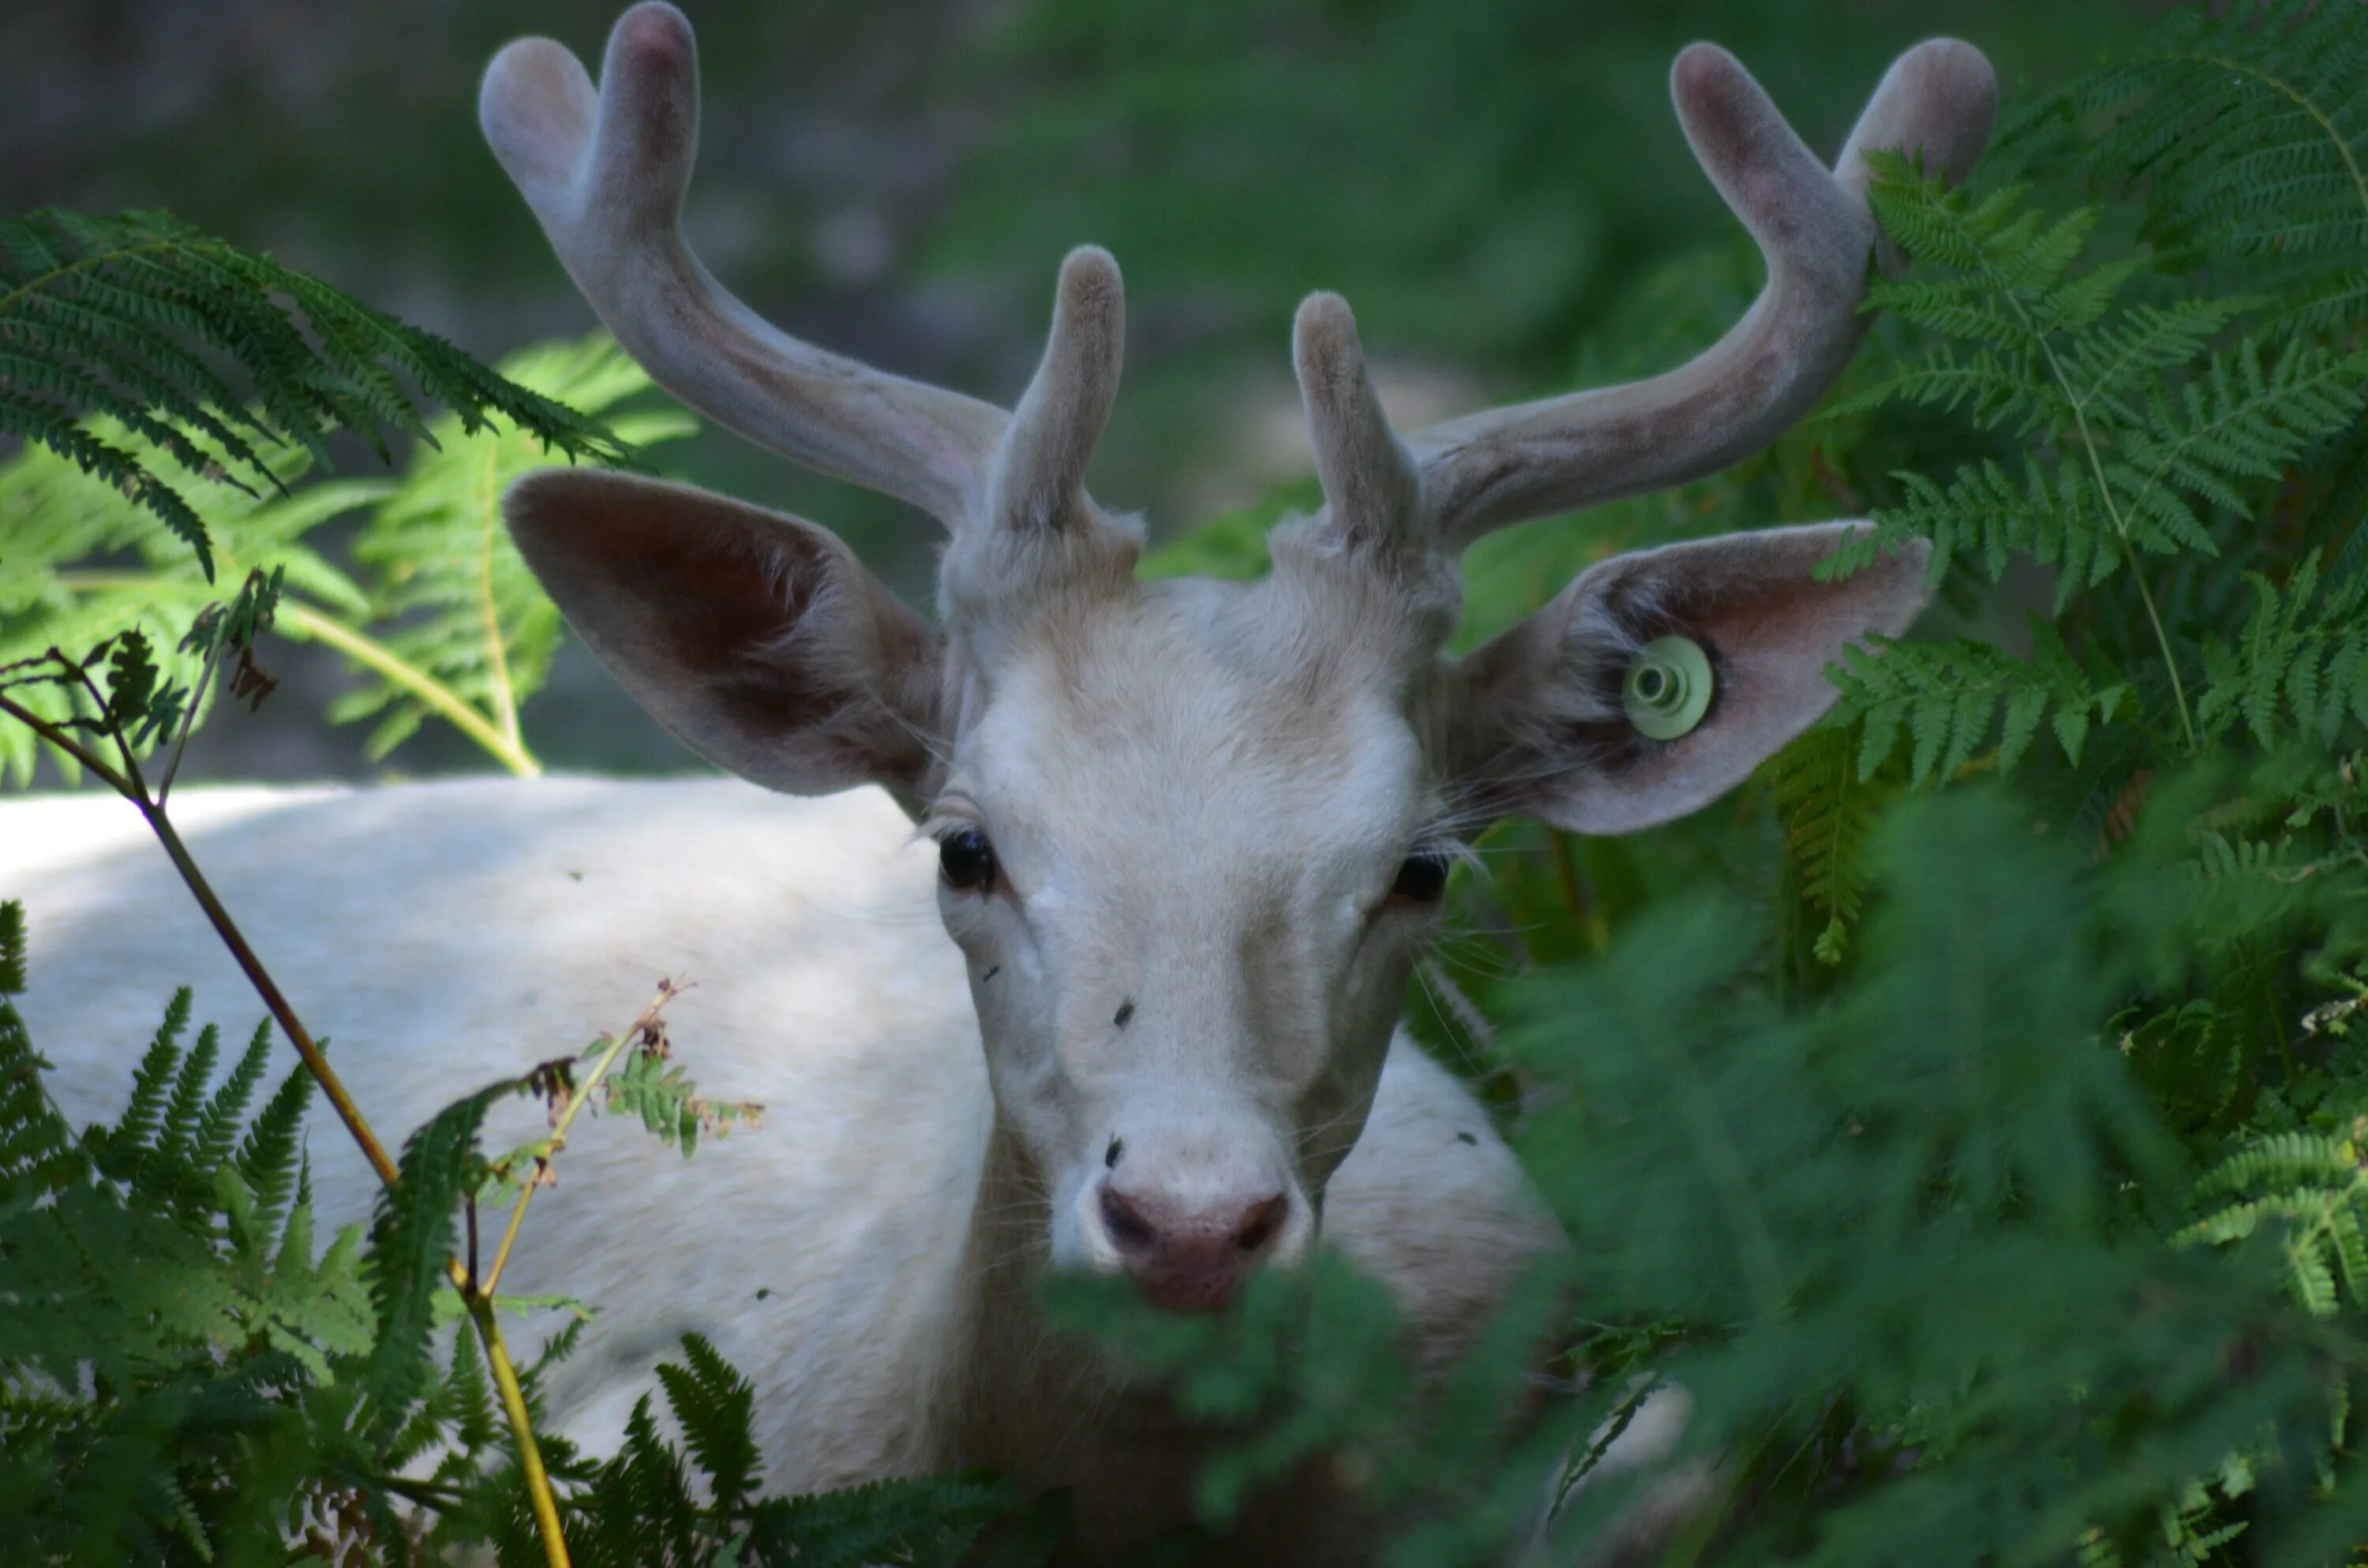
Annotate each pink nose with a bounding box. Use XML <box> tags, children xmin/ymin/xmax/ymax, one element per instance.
<box><xmin>1098</xmin><ymin>1184</ymin><xmax>1290</xmax><ymax>1311</ymax></box>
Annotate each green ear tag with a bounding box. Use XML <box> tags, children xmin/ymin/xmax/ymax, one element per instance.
<box><xmin>1623</xmin><ymin>635</ymin><xmax>1714</xmax><ymax>741</ymax></box>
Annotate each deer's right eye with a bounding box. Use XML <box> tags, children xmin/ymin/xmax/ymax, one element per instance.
<box><xmin>939</xmin><ymin>828</ymin><xmax>998</xmax><ymax>893</ymax></box>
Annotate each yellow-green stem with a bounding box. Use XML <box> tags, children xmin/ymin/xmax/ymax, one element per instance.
<box><xmin>52</xmin><ymin>574</ymin><xmax>541</xmax><ymax>778</ymax></box>
<box><xmin>472</xmin><ymin>1294</ymin><xmax>571</xmax><ymax>1568</ymax></box>
<box><xmin>470</xmin><ymin>440</ymin><xmax>526</xmax><ymax>755</ymax></box>
<box><xmin>279</xmin><ymin>602</ymin><xmax>541</xmax><ymax>778</ymax></box>
<box><xmin>0</xmin><ymin>686</ymin><xmax>570</xmax><ymax>1566</ymax></box>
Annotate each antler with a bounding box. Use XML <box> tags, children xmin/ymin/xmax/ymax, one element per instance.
<box><xmin>1294</xmin><ymin>292</ymin><xmax>1424</xmax><ymax>556</ymax></box>
<box><xmin>479</xmin><ymin>3</ymin><xmax>1012</xmax><ymax>529</ymax></box>
<box><xmin>1384</xmin><ymin>37</ymin><xmax>1996</xmax><ymax>550</ymax></box>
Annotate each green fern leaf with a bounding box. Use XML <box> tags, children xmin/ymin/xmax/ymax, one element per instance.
<box><xmin>0</xmin><ymin>208</ymin><xmax>643</xmax><ymax>576</ymax></box>
<box><xmin>363</xmin><ymin>1077</ymin><xmax>519</xmax><ymax>1442</ymax></box>
<box><xmin>655</xmin><ymin>1334</ymin><xmax>760</xmax><ymax>1518</ymax></box>
<box><xmin>1762</xmin><ymin>728</ymin><xmax>1891</xmax><ymax>965</ymax></box>
<box><xmin>336</xmin><ymin>334</ymin><xmax>695</xmax><ymax>767</ymax></box>
<box><xmin>233</xmin><ymin>1061</ymin><xmax>313</xmax><ymax>1241</ymax></box>
<box><xmin>2018</xmin><ymin>0</ymin><xmax>2368</xmax><ymax>318</ymax></box>
<box><xmin>2197</xmin><ymin>554</ymin><xmax>2368</xmax><ymax>747</ymax></box>
<box><xmin>1829</xmin><ymin>623</ymin><xmax>2133</xmax><ymax>786</ymax></box>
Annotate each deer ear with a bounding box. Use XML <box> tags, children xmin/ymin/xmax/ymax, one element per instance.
<box><xmin>1450</xmin><ymin>524</ymin><xmax>1929</xmax><ymax>835</ymax></box>
<box><xmin>504</xmin><ymin>470</ymin><xmax>945</xmax><ymax>805</ymax></box>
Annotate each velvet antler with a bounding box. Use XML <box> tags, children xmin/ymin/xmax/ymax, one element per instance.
<box><xmin>1294</xmin><ymin>38</ymin><xmax>1997</xmax><ymax>553</ymax></box>
<box><xmin>481</xmin><ymin>3</ymin><xmax>1130</xmax><ymax>537</ymax></box>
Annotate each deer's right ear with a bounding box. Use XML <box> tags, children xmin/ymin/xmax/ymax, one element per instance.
<box><xmin>505</xmin><ymin>470</ymin><xmax>946</xmax><ymax>803</ymax></box>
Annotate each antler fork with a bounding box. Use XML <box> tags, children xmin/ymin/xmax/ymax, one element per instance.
<box><xmin>480</xmin><ymin>3</ymin><xmax>1014</xmax><ymax>530</ymax></box>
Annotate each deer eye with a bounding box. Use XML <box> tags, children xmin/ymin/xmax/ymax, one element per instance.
<box><xmin>939</xmin><ymin>827</ymin><xmax>998</xmax><ymax>893</ymax></box>
<box><xmin>1390</xmin><ymin>850</ymin><xmax>1452</xmax><ymax>903</ymax></box>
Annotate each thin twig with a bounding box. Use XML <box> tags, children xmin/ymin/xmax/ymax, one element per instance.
<box><xmin>482</xmin><ymin>982</ymin><xmax>681</xmax><ymax>1297</ymax></box>
<box><xmin>157</xmin><ymin>622</ymin><xmax>227</xmax><ymax>807</ymax></box>
<box><xmin>131</xmin><ymin>790</ymin><xmax>400</xmax><ymax>1187</ymax></box>
<box><xmin>0</xmin><ymin>691</ymin><xmax>129</xmax><ymax>793</ymax></box>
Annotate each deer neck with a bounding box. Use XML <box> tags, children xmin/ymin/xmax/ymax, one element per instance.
<box><xmin>940</xmin><ymin>1117</ymin><xmax>1206</xmax><ymax>1513</ymax></box>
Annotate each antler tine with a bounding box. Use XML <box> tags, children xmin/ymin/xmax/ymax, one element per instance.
<box><xmin>1405</xmin><ymin>38</ymin><xmax>1997</xmax><ymax>548</ymax></box>
<box><xmin>991</xmin><ymin>246</ymin><xmax>1126</xmax><ymax>534</ymax></box>
<box><xmin>480</xmin><ymin>3</ymin><xmax>1010</xmax><ymax>530</ymax></box>
<box><xmin>1294</xmin><ymin>292</ymin><xmax>1424</xmax><ymax>554</ymax></box>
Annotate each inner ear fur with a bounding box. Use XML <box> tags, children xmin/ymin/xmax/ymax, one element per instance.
<box><xmin>504</xmin><ymin>469</ymin><xmax>945</xmax><ymax>803</ymax></box>
<box><xmin>1449</xmin><ymin>523</ymin><xmax>1931</xmax><ymax>835</ymax></box>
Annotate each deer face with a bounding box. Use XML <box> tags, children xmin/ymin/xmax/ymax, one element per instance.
<box><xmin>482</xmin><ymin>4</ymin><xmax>1995</xmax><ymax>1310</ymax></box>
<box><xmin>930</xmin><ymin>570</ymin><xmax>1454</xmax><ymax>1301</ymax></box>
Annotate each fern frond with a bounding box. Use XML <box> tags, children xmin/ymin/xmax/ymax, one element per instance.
<box><xmin>654</xmin><ymin>1334</ymin><xmax>760</xmax><ymax>1519</ymax></box>
<box><xmin>90</xmin><ymin>985</ymin><xmax>191</xmax><ymax>1181</ymax></box>
<box><xmin>2109</xmin><ymin>339</ymin><xmax>2368</xmax><ymax>563</ymax></box>
<box><xmin>0</xmin><ymin>208</ymin><xmax>639</xmax><ymax>576</ymax></box>
<box><xmin>335</xmin><ymin>334</ymin><xmax>695</xmax><ymax>767</ymax></box>
<box><xmin>1827</xmin><ymin>622</ymin><xmax>2134</xmax><ymax>787</ymax></box>
<box><xmin>0</xmin><ymin>903</ymin><xmax>81</xmax><ymax>1199</ymax></box>
<box><xmin>189</xmin><ymin>1017</ymin><xmax>272</xmax><ymax>1188</ymax></box>
<box><xmin>2197</xmin><ymin>554</ymin><xmax>2368</xmax><ymax>747</ymax></box>
<box><xmin>363</xmin><ymin>1077</ymin><xmax>519</xmax><ymax>1442</ymax></box>
<box><xmin>232</xmin><ymin>1060</ymin><xmax>312</xmax><ymax>1241</ymax></box>
<box><xmin>2021</xmin><ymin>0</ymin><xmax>2368</xmax><ymax>313</ymax></box>
<box><xmin>151</xmin><ymin>1020</ymin><xmax>220</xmax><ymax>1186</ymax></box>
<box><xmin>0</xmin><ymin>420</ymin><xmax>378</xmax><ymax>786</ymax></box>
<box><xmin>1761</xmin><ymin>727</ymin><xmax>1891</xmax><ymax>964</ymax></box>
<box><xmin>2183</xmin><ymin>1125</ymin><xmax>2368</xmax><ymax>1316</ymax></box>
<box><xmin>1821</xmin><ymin>459</ymin><xmax>2110</xmax><ymax>608</ymax></box>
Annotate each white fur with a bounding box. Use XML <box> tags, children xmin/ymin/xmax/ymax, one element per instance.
<box><xmin>4</xmin><ymin>774</ymin><xmax>1555</xmax><ymax>1559</ymax></box>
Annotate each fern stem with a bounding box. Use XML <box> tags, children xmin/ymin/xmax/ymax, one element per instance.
<box><xmin>470</xmin><ymin>1293</ymin><xmax>573</xmax><ymax>1568</ymax></box>
<box><xmin>2187</xmin><ymin>51</ymin><xmax>2368</xmax><ymax>234</ymax></box>
<box><xmin>278</xmin><ymin>602</ymin><xmax>541</xmax><ymax>778</ymax></box>
<box><xmin>135</xmin><ymin>795</ymin><xmax>404</xmax><ymax>1188</ymax></box>
<box><xmin>2019</xmin><ymin>296</ymin><xmax>2199</xmax><ymax>750</ymax></box>
<box><xmin>481</xmin><ymin>982</ymin><xmax>680</xmax><ymax>1297</ymax></box>
<box><xmin>0</xmin><ymin>687</ymin><xmax>407</xmax><ymax>1188</ymax></box>
<box><xmin>0</xmin><ymin>690</ymin><xmax>129</xmax><ymax>792</ymax></box>
<box><xmin>473</xmin><ymin>440</ymin><xmax>526</xmax><ymax>756</ymax></box>
<box><xmin>49</xmin><ymin>574</ymin><xmax>544</xmax><ymax>777</ymax></box>
<box><xmin>0</xmin><ymin>237</ymin><xmax>179</xmax><ymax>320</ymax></box>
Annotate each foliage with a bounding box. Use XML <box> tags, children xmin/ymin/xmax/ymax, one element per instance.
<box><xmin>336</xmin><ymin>336</ymin><xmax>694</xmax><ymax>768</ymax></box>
<box><xmin>0</xmin><ymin>893</ymin><xmax>1021</xmax><ymax>1567</ymax></box>
<box><xmin>0</xmin><ymin>331</ymin><xmax>692</xmax><ymax>784</ymax></box>
<box><xmin>1393</xmin><ymin>2</ymin><xmax>2368</xmax><ymax>1560</ymax></box>
<box><xmin>9</xmin><ymin>0</ymin><xmax>2368</xmax><ymax>1563</ymax></box>
<box><xmin>0</xmin><ymin>208</ymin><xmax>635</xmax><ymax>578</ymax></box>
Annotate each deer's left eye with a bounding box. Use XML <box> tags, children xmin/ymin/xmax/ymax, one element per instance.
<box><xmin>1390</xmin><ymin>851</ymin><xmax>1452</xmax><ymax>903</ymax></box>
<box><xmin>939</xmin><ymin>827</ymin><xmax>999</xmax><ymax>893</ymax></box>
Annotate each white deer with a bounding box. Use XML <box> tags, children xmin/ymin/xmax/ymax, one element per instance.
<box><xmin>4</xmin><ymin>6</ymin><xmax>1994</xmax><ymax>1561</ymax></box>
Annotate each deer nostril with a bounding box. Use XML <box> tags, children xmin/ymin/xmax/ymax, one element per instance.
<box><xmin>1100</xmin><ymin>1185</ymin><xmax>1156</xmax><ymax>1254</ymax></box>
<box><xmin>1234</xmin><ymin>1194</ymin><xmax>1287</xmax><ymax>1255</ymax></box>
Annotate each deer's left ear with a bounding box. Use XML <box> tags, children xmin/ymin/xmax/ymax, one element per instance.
<box><xmin>1448</xmin><ymin>524</ymin><xmax>1930</xmax><ymax>835</ymax></box>
<box><xmin>504</xmin><ymin>469</ymin><xmax>947</xmax><ymax>807</ymax></box>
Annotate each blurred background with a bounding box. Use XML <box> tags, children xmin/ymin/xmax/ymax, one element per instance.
<box><xmin>1</xmin><ymin>0</ymin><xmax>2156</xmax><ymax>780</ymax></box>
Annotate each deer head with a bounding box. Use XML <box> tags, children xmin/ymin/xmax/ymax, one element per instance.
<box><xmin>480</xmin><ymin>4</ymin><xmax>1995</xmax><ymax>1312</ymax></box>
